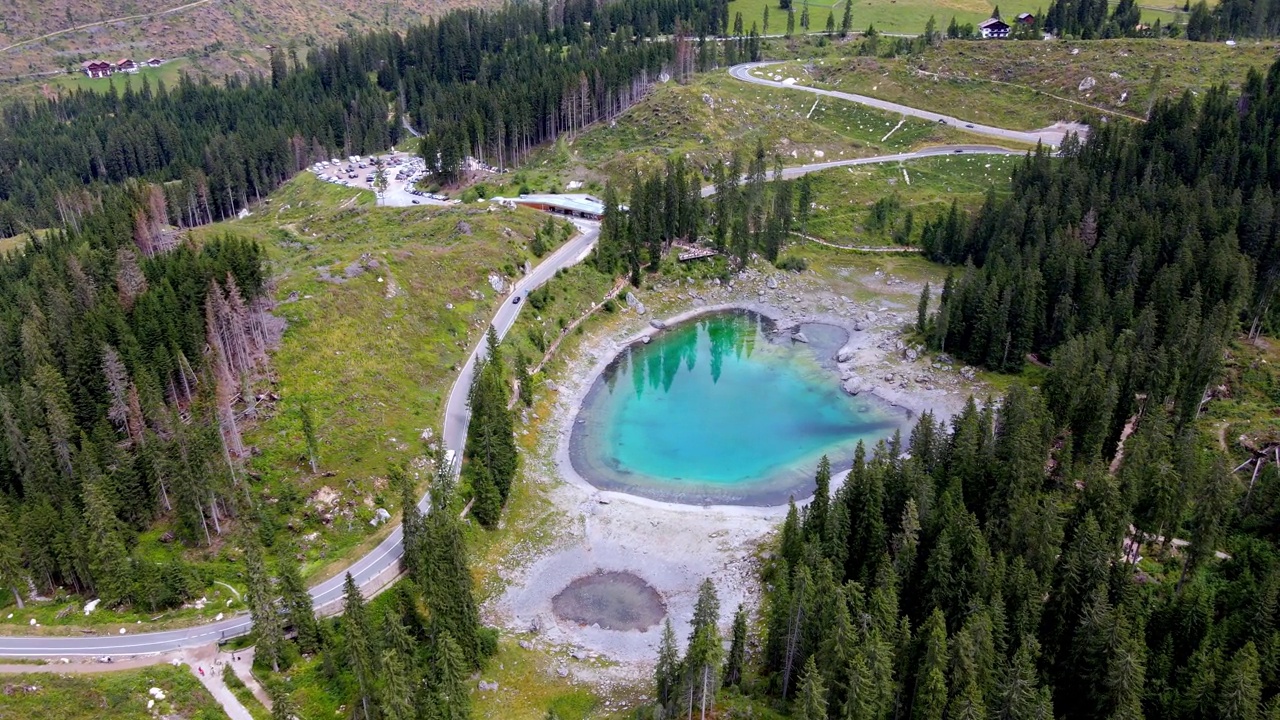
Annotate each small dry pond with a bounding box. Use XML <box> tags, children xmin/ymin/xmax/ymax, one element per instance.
<box><xmin>551</xmin><ymin>571</ymin><xmax>666</xmax><ymax>632</ymax></box>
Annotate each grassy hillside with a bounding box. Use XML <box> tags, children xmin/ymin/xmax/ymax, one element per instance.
<box><xmin>192</xmin><ymin>174</ymin><xmax>555</xmax><ymax>583</ymax></box>
<box><xmin>769</xmin><ymin>37</ymin><xmax>1280</xmax><ymax>130</ymax></box>
<box><xmin>513</xmin><ymin>68</ymin><xmax>979</xmax><ymax>194</ymax></box>
<box><xmin>0</xmin><ymin>665</ymin><xmax>224</xmax><ymax>720</ymax></box>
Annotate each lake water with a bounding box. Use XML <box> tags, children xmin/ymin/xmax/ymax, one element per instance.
<box><xmin>568</xmin><ymin>309</ymin><xmax>908</xmax><ymax>506</ymax></box>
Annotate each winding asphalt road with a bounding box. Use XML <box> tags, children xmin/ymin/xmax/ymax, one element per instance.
<box><xmin>730</xmin><ymin>61</ymin><xmax>1084</xmax><ymax>149</ymax></box>
<box><xmin>0</xmin><ymin>66</ymin><xmax>1035</xmax><ymax>657</ymax></box>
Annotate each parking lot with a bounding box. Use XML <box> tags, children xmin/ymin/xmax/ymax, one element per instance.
<box><xmin>309</xmin><ymin>152</ymin><xmax>453</xmax><ymax>207</ymax></box>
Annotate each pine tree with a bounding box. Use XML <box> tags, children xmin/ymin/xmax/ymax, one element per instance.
<box><xmin>683</xmin><ymin>579</ymin><xmax>724</xmax><ymax>716</ymax></box>
<box><xmin>655</xmin><ymin>618</ymin><xmax>681</xmax><ymax>715</ymax></box>
<box><xmin>797</xmin><ymin>656</ymin><xmax>829</xmax><ymax>720</ymax></box>
<box><xmin>342</xmin><ymin>573</ymin><xmax>375</xmax><ymax>720</ymax></box>
<box><xmin>424</xmin><ymin>458</ymin><xmax>483</xmax><ymax>667</ymax></box>
<box><xmin>270</xmin><ymin>682</ymin><xmax>301</xmax><ymax>720</ymax></box>
<box><xmin>245</xmin><ymin>538</ymin><xmax>284</xmax><ymax>673</ymax></box>
<box><xmin>277</xmin><ymin>549</ymin><xmax>318</xmax><ymax>655</ymax></box>
<box><xmin>395</xmin><ymin>462</ymin><xmax>427</xmax><ymax>585</ymax></box>
<box><xmin>918</xmin><ymin>283</ymin><xmax>932</xmax><ymax>334</ymax></box>
<box><xmin>0</xmin><ymin>499</ymin><xmax>27</xmax><ymax>609</ymax></box>
<box><xmin>805</xmin><ymin>456</ymin><xmax>831</xmax><ymax>543</ymax></box>
<box><xmin>1220</xmin><ymin>641</ymin><xmax>1262</xmax><ymax>720</ymax></box>
<box><xmin>430</xmin><ymin>631</ymin><xmax>471</xmax><ymax>720</ymax></box>
<box><xmin>725</xmin><ymin>604</ymin><xmax>749</xmax><ymax>688</ymax></box>
<box><xmin>913</xmin><ymin>609</ymin><xmax>950</xmax><ymax>720</ymax></box>
<box><xmin>299</xmin><ymin>403</ymin><xmax>319</xmax><ymax>474</ymax></box>
<box><xmin>841</xmin><ymin>0</ymin><xmax>854</xmax><ymax>36</ymax></box>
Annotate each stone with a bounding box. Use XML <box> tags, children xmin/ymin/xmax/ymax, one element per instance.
<box><xmin>766</xmin><ymin>275</ymin><xmax>778</xmax><ymax>290</ymax></box>
<box><xmin>642</xmin><ymin>336</ymin><xmax>651</xmax><ymax>344</ymax></box>
<box><xmin>83</xmin><ymin>599</ymin><xmax>100</xmax><ymax>616</ymax></box>
<box><xmin>557</xmin><ymin>666</ymin><xmax>569</xmax><ymax>678</ymax></box>
<box><xmin>478</xmin><ymin>680</ymin><xmax>499</xmax><ymax>691</ymax></box>
<box><xmin>488</xmin><ymin>274</ymin><xmax>506</xmax><ymax>293</ymax></box>
<box><xmin>650</xmin><ymin>319</ymin><xmax>667</xmax><ymax>330</ymax></box>
<box><xmin>884</xmin><ymin>373</ymin><xmax>895</xmax><ymax>382</ymax></box>
<box><xmin>960</xmin><ymin>366</ymin><xmax>977</xmax><ymax>380</ymax></box>
<box><xmin>842</xmin><ymin>377</ymin><xmax>867</xmax><ymax>395</ymax></box>
<box><xmin>836</xmin><ymin>346</ymin><xmax>855</xmax><ymax>363</ymax></box>
<box><xmin>905</xmin><ymin>348</ymin><xmax>919</xmax><ymax>361</ymax></box>
<box><xmin>792</xmin><ymin>331</ymin><xmax>808</xmax><ymax>343</ymax></box>
<box><xmin>455</xmin><ymin>220</ymin><xmax>473</xmax><ymax>235</ymax></box>
<box><xmin>636</xmin><ymin>302</ymin><xmax>646</xmax><ymax>315</ymax></box>
<box><xmin>854</xmin><ymin>321</ymin><xmax>867</xmax><ymax>332</ymax></box>
<box><xmin>1078</xmin><ymin>76</ymin><xmax>1097</xmax><ymax>92</ymax></box>
<box><xmin>518</xmin><ymin>640</ymin><xmax>533</xmax><ymax>650</ymax></box>
<box><xmin>369</xmin><ymin>507</ymin><xmax>391</xmax><ymax>526</ymax></box>
<box><xmin>625</xmin><ymin>291</ymin><xmax>639</xmax><ymax>308</ymax></box>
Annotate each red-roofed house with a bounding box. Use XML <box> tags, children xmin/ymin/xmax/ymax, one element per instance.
<box><xmin>115</xmin><ymin>58</ymin><xmax>138</xmax><ymax>74</ymax></box>
<box><xmin>81</xmin><ymin>61</ymin><xmax>113</xmax><ymax>78</ymax></box>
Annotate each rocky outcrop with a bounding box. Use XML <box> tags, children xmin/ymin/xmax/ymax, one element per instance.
<box><xmin>842</xmin><ymin>376</ymin><xmax>868</xmax><ymax>395</ymax></box>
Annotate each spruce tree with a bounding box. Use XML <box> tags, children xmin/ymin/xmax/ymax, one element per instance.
<box><xmin>806</xmin><ymin>456</ymin><xmax>831</xmax><ymax>543</ymax></box>
<box><xmin>914</xmin><ymin>609</ymin><xmax>950</xmax><ymax>720</ymax></box>
<box><xmin>424</xmin><ymin>458</ymin><xmax>482</xmax><ymax>667</ymax></box>
<box><xmin>841</xmin><ymin>0</ymin><xmax>854</xmax><ymax>36</ymax></box>
<box><xmin>797</xmin><ymin>656</ymin><xmax>829</xmax><ymax>720</ymax></box>
<box><xmin>725</xmin><ymin>604</ymin><xmax>748</xmax><ymax>688</ymax></box>
<box><xmin>0</xmin><ymin>499</ymin><xmax>26</xmax><ymax>609</ymax></box>
<box><xmin>245</xmin><ymin>538</ymin><xmax>284</xmax><ymax>673</ymax></box>
<box><xmin>918</xmin><ymin>283</ymin><xmax>932</xmax><ymax>334</ymax></box>
<box><xmin>342</xmin><ymin>573</ymin><xmax>375</xmax><ymax>720</ymax></box>
<box><xmin>655</xmin><ymin>618</ymin><xmax>681</xmax><ymax>715</ymax></box>
<box><xmin>299</xmin><ymin>403</ymin><xmax>319</xmax><ymax>474</ymax></box>
<box><xmin>430</xmin><ymin>631</ymin><xmax>471</xmax><ymax>720</ymax></box>
<box><xmin>684</xmin><ymin>579</ymin><xmax>724</xmax><ymax>716</ymax></box>
<box><xmin>277</xmin><ymin>549</ymin><xmax>318</xmax><ymax>655</ymax></box>
<box><xmin>270</xmin><ymin>682</ymin><xmax>301</xmax><ymax>720</ymax></box>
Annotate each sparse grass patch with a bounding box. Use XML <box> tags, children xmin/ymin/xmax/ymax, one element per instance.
<box><xmin>777</xmin><ymin>38</ymin><xmax>1280</xmax><ymax>130</ymax></box>
<box><xmin>525</xmin><ymin>69</ymin><xmax>970</xmax><ymax>191</ymax></box>
<box><xmin>180</xmin><ymin>172</ymin><xmax>551</xmax><ymax>582</ymax></box>
<box><xmin>801</xmin><ymin>153</ymin><xmax>1020</xmax><ymax>245</ymax></box>
<box><xmin>0</xmin><ymin>665</ymin><xmax>224</xmax><ymax>720</ymax></box>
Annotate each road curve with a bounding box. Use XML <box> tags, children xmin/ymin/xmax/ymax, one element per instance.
<box><xmin>0</xmin><ymin>142</ymin><xmax>1026</xmax><ymax>657</ymax></box>
<box><xmin>0</xmin><ymin>220</ymin><xmax>600</xmax><ymax>658</ymax></box>
<box><xmin>729</xmin><ymin>61</ymin><xmax>1081</xmax><ymax>149</ymax></box>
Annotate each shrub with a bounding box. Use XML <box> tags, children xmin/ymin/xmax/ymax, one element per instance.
<box><xmin>775</xmin><ymin>255</ymin><xmax>809</xmax><ymax>272</ymax></box>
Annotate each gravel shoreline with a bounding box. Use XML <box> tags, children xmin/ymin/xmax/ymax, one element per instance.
<box><xmin>485</xmin><ymin>266</ymin><xmax>985</xmax><ymax>693</ymax></box>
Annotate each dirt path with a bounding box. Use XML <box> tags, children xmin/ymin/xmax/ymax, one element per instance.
<box><xmin>791</xmin><ymin>231</ymin><xmax>924</xmax><ymax>253</ymax></box>
<box><xmin>0</xmin><ymin>643</ymin><xmax>256</xmax><ymax>720</ymax></box>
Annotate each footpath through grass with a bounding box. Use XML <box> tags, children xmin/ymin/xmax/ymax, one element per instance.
<box><xmin>0</xmin><ymin>665</ymin><xmax>223</xmax><ymax>720</ymax></box>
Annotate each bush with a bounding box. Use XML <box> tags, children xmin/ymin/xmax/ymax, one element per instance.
<box><xmin>527</xmin><ymin>285</ymin><xmax>552</xmax><ymax>311</ymax></box>
<box><xmin>478</xmin><ymin>626</ymin><xmax>500</xmax><ymax>658</ymax></box>
<box><xmin>602</xmin><ymin>298</ymin><xmax>618</xmax><ymax>313</ymax></box>
<box><xmin>775</xmin><ymin>255</ymin><xmax>809</xmax><ymax>272</ymax></box>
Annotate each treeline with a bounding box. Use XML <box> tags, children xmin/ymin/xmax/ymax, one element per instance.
<box><xmin>0</xmin><ymin>0</ymin><xmax>747</xmax><ymax>233</ymax></box>
<box><xmin>591</xmin><ymin>144</ymin><xmax>815</xmax><ymax>284</ymax></box>
<box><xmin>254</xmin><ymin>456</ymin><xmax>491</xmax><ymax>719</ymax></box>
<box><xmin>1045</xmin><ymin>0</ymin><xmax>1280</xmax><ymax>39</ymax></box>
<box><xmin>654</xmin><ymin>386</ymin><xmax>1280</xmax><ymax>719</ymax></box>
<box><xmin>463</xmin><ymin>330</ymin><xmax>520</xmax><ymax>528</ymax></box>
<box><xmin>0</xmin><ymin>185</ymin><xmax>269</xmax><ymax>610</ymax></box>
<box><xmin>0</xmin><ymin>47</ymin><xmax>394</xmax><ymax>236</ymax></box>
<box><xmin>920</xmin><ymin>59</ymin><xmax>1280</xmax><ymax>456</ymax></box>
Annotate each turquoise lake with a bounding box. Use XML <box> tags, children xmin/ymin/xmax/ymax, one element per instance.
<box><xmin>568</xmin><ymin>310</ymin><xmax>909</xmax><ymax>506</ymax></box>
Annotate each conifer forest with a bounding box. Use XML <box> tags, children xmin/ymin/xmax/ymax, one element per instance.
<box><xmin>0</xmin><ymin>0</ymin><xmax>1277</xmax><ymax>717</ymax></box>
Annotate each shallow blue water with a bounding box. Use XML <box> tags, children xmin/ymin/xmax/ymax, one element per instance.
<box><xmin>568</xmin><ymin>310</ymin><xmax>908</xmax><ymax>506</ymax></box>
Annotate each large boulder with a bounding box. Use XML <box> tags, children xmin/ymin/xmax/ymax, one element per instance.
<box><xmin>625</xmin><ymin>291</ymin><xmax>639</xmax><ymax>308</ymax></box>
<box><xmin>842</xmin><ymin>376</ymin><xmax>868</xmax><ymax>395</ymax></box>
<box><xmin>836</xmin><ymin>346</ymin><xmax>856</xmax><ymax>363</ymax></box>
